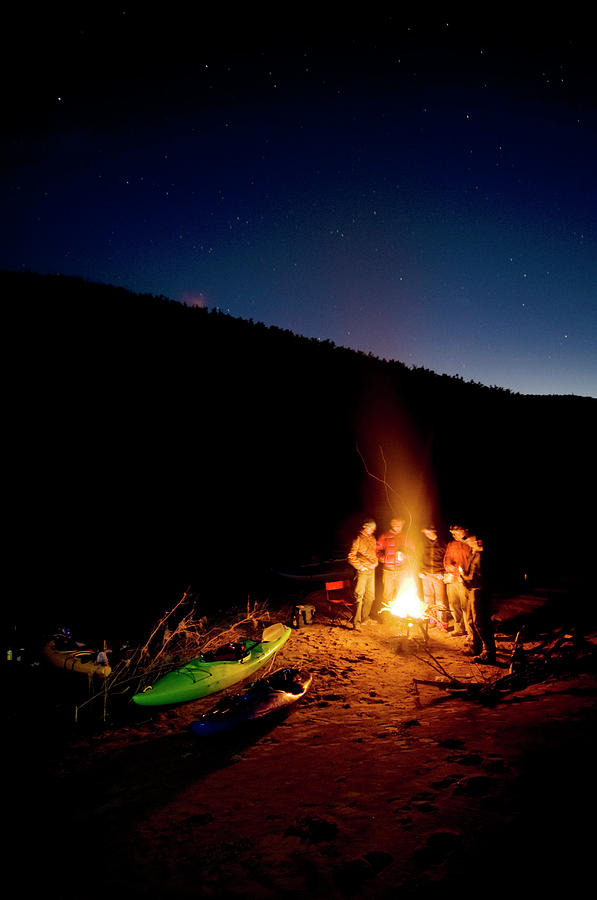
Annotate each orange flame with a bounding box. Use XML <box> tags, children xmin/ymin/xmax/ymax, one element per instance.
<box><xmin>382</xmin><ymin>576</ymin><xmax>426</xmax><ymax>620</ymax></box>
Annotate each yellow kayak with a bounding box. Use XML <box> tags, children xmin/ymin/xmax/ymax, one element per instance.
<box><xmin>42</xmin><ymin>639</ymin><xmax>112</xmax><ymax>678</ymax></box>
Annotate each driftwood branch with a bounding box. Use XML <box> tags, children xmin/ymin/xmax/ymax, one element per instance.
<box><xmin>355</xmin><ymin>443</ymin><xmax>413</xmax><ymax>531</ymax></box>
<box><xmin>74</xmin><ymin>593</ymin><xmax>271</xmax><ymax>720</ymax></box>
<box><xmin>412</xmin><ymin>628</ymin><xmax>597</xmax><ymax>707</ymax></box>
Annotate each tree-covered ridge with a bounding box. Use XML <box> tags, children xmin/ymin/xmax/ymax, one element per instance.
<box><xmin>3</xmin><ymin>270</ymin><xmax>594</xmax><ymax>627</ymax></box>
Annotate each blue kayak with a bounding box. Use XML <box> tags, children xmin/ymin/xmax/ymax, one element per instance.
<box><xmin>190</xmin><ymin>667</ymin><xmax>312</xmax><ymax>737</ymax></box>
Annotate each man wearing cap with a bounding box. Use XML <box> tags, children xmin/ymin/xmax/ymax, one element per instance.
<box><xmin>419</xmin><ymin>525</ymin><xmax>449</xmax><ymax>629</ymax></box>
<box><xmin>443</xmin><ymin>524</ymin><xmax>471</xmax><ymax>636</ymax></box>
<box><xmin>348</xmin><ymin>518</ymin><xmax>378</xmax><ymax>631</ymax></box>
<box><xmin>376</xmin><ymin>517</ymin><xmax>415</xmax><ymax>611</ymax></box>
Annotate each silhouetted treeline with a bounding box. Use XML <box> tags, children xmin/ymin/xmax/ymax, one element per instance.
<box><xmin>3</xmin><ymin>271</ymin><xmax>594</xmax><ymax>632</ymax></box>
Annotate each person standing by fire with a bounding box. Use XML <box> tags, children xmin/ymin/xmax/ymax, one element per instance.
<box><xmin>461</xmin><ymin>534</ymin><xmax>496</xmax><ymax>663</ymax></box>
<box><xmin>419</xmin><ymin>525</ymin><xmax>449</xmax><ymax>630</ymax></box>
<box><xmin>376</xmin><ymin>517</ymin><xmax>415</xmax><ymax>612</ymax></box>
<box><xmin>347</xmin><ymin>518</ymin><xmax>378</xmax><ymax>631</ymax></box>
<box><xmin>443</xmin><ymin>524</ymin><xmax>471</xmax><ymax>637</ymax></box>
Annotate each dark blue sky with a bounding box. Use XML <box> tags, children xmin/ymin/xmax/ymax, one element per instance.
<box><xmin>3</xmin><ymin>10</ymin><xmax>596</xmax><ymax>396</ymax></box>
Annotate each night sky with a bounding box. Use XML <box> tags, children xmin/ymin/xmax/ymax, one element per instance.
<box><xmin>3</xmin><ymin>10</ymin><xmax>596</xmax><ymax>397</ymax></box>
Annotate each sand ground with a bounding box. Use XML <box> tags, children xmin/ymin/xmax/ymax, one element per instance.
<box><xmin>8</xmin><ymin>592</ymin><xmax>597</xmax><ymax>898</ymax></box>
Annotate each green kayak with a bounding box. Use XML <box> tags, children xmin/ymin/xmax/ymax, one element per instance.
<box><xmin>131</xmin><ymin>623</ymin><xmax>291</xmax><ymax>707</ymax></box>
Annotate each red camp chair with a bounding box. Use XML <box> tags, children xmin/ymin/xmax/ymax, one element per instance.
<box><xmin>322</xmin><ymin>579</ymin><xmax>354</xmax><ymax>625</ymax></box>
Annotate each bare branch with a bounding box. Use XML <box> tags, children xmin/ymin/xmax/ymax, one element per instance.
<box><xmin>74</xmin><ymin>594</ymin><xmax>271</xmax><ymax>720</ymax></box>
<box><xmin>356</xmin><ymin>443</ymin><xmax>413</xmax><ymax>531</ymax></box>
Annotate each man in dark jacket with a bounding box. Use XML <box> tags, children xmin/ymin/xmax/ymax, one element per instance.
<box><xmin>461</xmin><ymin>535</ymin><xmax>496</xmax><ymax>663</ymax></box>
<box><xmin>419</xmin><ymin>525</ymin><xmax>449</xmax><ymax>630</ymax></box>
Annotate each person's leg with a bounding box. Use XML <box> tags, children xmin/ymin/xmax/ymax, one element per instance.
<box><xmin>352</xmin><ymin>572</ymin><xmax>366</xmax><ymax>628</ymax></box>
<box><xmin>383</xmin><ymin>569</ymin><xmax>399</xmax><ymax>606</ymax></box>
<box><xmin>362</xmin><ymin>570</ymin><xmax>375</xmax><ymax>621</ymax></box>
<box><xmin>474</xmin><ymin>590</ymin><xmax>496</xmax><ymax>659</ymax></box>
<box><xmin>421</xmin><ymin>575</ymin><xmax>434</xmax><ymax>618</ymax></box>
<box><xmin>447</xmin><ymin>582</ymin><xmax>465</xmax><ymax>633</ymax></box>
<box><xmin>436</xmin><ymin>581</ymin><xmax>450</xmax><ymax>627</ymax></box>
<box><xmin>379</xmin><ymin>569</ymin><xmax>398</xmax><ymax>624</ymax></box>
<box><xmin>464</xmin><ymin>588</ymin><xmax>483</xmax><ymax>655</ymax></box>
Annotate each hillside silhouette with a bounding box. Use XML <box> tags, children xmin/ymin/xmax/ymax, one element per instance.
<box><xmin>3</xmin><ymin>271</ymin><xmax>594</xmax><ymax>635</ymax></box>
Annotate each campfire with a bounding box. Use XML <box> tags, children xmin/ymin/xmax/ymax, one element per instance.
<box><xmin>381</xmin><ymin>577</ymin><xmax>429</xmax><ymax>643</ymax></box>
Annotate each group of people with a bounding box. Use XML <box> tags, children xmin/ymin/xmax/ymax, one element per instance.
<box><xmin>347</xmin><ymin>517</ymin><xmax>496</xmax><ymax>664</ymax></box>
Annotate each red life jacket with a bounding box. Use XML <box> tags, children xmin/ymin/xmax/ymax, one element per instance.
<box><xmin>377</xmin><ymin>531</ymin><xmax>412</xmax><ymax>569</ymax></box>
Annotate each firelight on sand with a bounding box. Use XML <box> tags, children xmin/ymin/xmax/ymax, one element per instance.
<box><xmin>382</xmin><ymin>577</ymin><xmax>427</xmax><ymax>621</ymax></box>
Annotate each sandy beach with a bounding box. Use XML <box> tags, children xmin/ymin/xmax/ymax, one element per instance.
<box><xmin>9</xmin><ymin>590</ymin><xmax>597</xmax><ymax>898</ymax></box>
